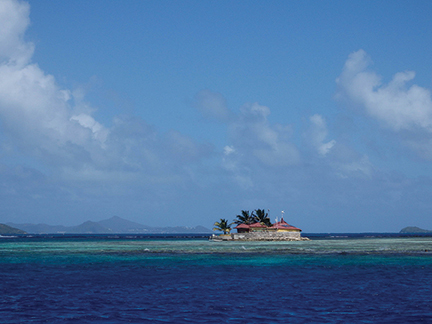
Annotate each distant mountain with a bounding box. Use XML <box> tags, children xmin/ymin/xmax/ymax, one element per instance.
<box><xmin>0</xmin><ymin>223</ymin><xmax>26</xmax><ymax>235</ymax></box>
<box><xmin>400</xmin><ymin>226</ymin><xmax>432</xmax><ymax>233</ymax></box>
<box><xmin>98</xmin><ymin>216</ymin><xmax>151</xmax><ymax>233</ymax></box>
<box><xmin>97</xmin><ymin>216</ymin><xmax>211</xmax><ymax>233</ymax></box>
<box><xmin>6</xmin><ymin>223</ymin><xmax>68</xmax><ymax>234</ymax></box>
<box><xmin>7</xmin><ymin>216</ymin><xmax>212</xmax><ymax>234</ymax></box>
<box><xmin>149</xmin><ymin>225</ymin><xmax>213</xmax><ymax>234</ymax></box>
<box><xmin>69</xmin><ymin>221</ymin><xmax>112</xmax><ymax>234</ymax></box>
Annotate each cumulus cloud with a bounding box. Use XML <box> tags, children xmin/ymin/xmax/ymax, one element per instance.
<box><xmin>192</xmin><ymin>89</ymin><xmax>303</xmax><ymax>187</ymax></box>
<box><xmin>228</xmin><ymin>102</ymin><xmax>300</xmax><ymax>168</ymax></box>
<box><xmin>0</xmin><ymin>60</ymin><xmax>100</xmax><ymax>166</ymax></box>
<box><xmin>307</xmin><ymin>114</ymin><xmax>336</xmax><ymax>156</ymax></box>
<box><xmin>70</xmin><ymin>114</ymin><xmax>108</xmax><ymax>144</ymax></box>
<box><xmin>336</xmin><ymin>49</ymin><xmax>432</xmax><ymax>160</ymax></box>
<box><xmin>336</xmin><ymin>49</ymin><xmax>432</xmax><ymax>132</ymax></box>
<box><xmin>0</xmin><ymin>0</ymin><xmax>33</xmax><ymax>65</ymax></box>
<box><xmin>3</xmin><ymin>1</ymin><xmax>417</xmax><ymax>230</ymax></box>
<box><xmin>302</xmin><ymin>113</ymin><xmax>372</xmax><ymax>178</ymax></box>
<box><xmin>208</xmin><ymin>101</ymin><xmax>302</xmax><ymax>188</ymax></box>
<box><xmin>221</xmin><ymin>145</ymin><xmax>254</xmax><ymax>189</ymax></box>
<box><xmin>223</xmin><ymin>145</ymin><xmax>235</xmax><ymax>156</ymax></box>
<box><xmin>229</xmin><ymin>103</ymin><xmax>300</xmax><ymax>167</ymax></box>
<box><xmin>0</xmin><ymin>0</ymin><xmax>109</xmax><ymax>168</ymax></box>
<box><xmin>0</xmin><ymin>0</ymin><xmax>208</xmax><ymax>182</ymax></box>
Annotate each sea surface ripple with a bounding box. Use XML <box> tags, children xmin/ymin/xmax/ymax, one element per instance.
<box><xmin>1</xmin><ymin>235</ymin><xmax>432</xmax><ymax>323</ymax></box>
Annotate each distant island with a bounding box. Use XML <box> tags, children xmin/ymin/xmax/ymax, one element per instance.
<box><xmin>0</xmin><ymin>223</ymin><xmax>26</xmax><ymax>235</ymax></box>
<box><xmin>212</xmin><ymin>209</ymin><xmax>308</xmax><ymax>241</ymax></box>
<box><xmin>400</xmin><ymin>226</ymin><xmax>432</xmax><ymax>233</ymax></box>
<box><xmin>5</xmin><ymin>216</ymin><xmax>211</xmax><ymax>234</ymax></box>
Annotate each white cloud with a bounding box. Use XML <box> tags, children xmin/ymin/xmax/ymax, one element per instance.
<box><xmin>221</xmin><ymin>146</ymin><xmax>254</xmax><ymax>189</ymax></box>
<box><xmin>240</xmin><ymin>101</ymin><xmax>271</xmax><ymax>119</ymax></box>
<box><xmin>336</xmin><ymin>49</ymin><xmax>432</xmax><ymax>132</ymax></box>
<box><xmin>229</xmin><ymin>102</ymin><xmax>300</xmax><ymax>168</ymax></box>
<box><xmin>336</xmin><ymin>49</ymin><xmax>432</xmax><ymax>160</ymax></box>
<box><xmin>70</xmin><ymin>114</ymin><xmax>108</xmax><ymax>144</ymax></box>
<box><xmin>188</xmin><ymin>98</ymin><xmax>303</xmax><ymax>187</ymax></box>
<box><xmin>307</xmin><ymin>114</ymin><xmax>336</xmax><ymax>156</ymax></box>
<box><xmin>3</xmin><ymin>2</ymin><xmax>426</xmax><ymax>231</ymax></box>
<box><xmin>223</xmin><ymin>145</ymin><xmax>235</xmax><ymax>155</ymax></box>
<box><xmin>0</xmin><ymin>0</ymin><xmax>104</xmax><ymax>167</ymax></box>
<box><xmin>0</xmin><ymin>59</ymin><xmax>91</xmax><ymax>160</ymax></box>
<box><xmin>221</xmin><ymin>102</ymin><xmax>301</xmax><ymax>188</ymax></box>
<box><xmin>0</xmin><ymin>0</ymin><xmax>209</xmax><ymax>182</ymax></box>
<box><xmin>0</xmin><ymin>0</ymin><xmax>33</xmax><ymax>65</ymax></box>
<box><xmin>302</xmin><ymin>113</ymin><xmax>372</xmax><ymax>178</ymax></box>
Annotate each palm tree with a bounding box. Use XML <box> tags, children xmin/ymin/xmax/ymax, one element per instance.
<box><xmin>254</xmin><ymin>209</ymin><xmax>272</xmax><ymax>226</ymax></box>
<box><xmin>234</xmin><ymin>210</ymin><xmax>255</xmax><ymax>225</ymax></box>
<box><xmin>213</xmin><ymin>218</ymin><xmax>232</xmax><ymax>234</ymax></box>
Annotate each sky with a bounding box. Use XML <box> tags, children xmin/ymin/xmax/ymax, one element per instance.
<box><xmin>1</xmin><ymin>0</ymin><xmax>432</xmax><ymax>232</ymax></box>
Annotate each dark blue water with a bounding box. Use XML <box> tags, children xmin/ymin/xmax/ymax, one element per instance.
<box><xmin>1</xmin><ymin>235</ymin><xmax>432</xmax><ymax>323</ymax></box>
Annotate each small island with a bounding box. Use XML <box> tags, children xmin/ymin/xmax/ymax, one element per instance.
<box><xmin>400</xmin><ymin>226</ymin><xmax>432</xmax><ymax>233</ymax></box>
<box><xmin>0</xmin><ymin>223</ymin><xmax>26</xmax><ymax>235</ymax></box>
<box><xmin>211</xmin><ymin>209</ymin><xmax>309</xmax><ymax>241</ymax></box>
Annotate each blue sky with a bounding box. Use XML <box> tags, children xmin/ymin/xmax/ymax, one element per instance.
<box><xmin>1</xmin><ymin>0</ymin><xmax>432</xmax><ymax>232</ymax></box>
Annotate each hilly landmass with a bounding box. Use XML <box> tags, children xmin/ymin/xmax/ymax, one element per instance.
<box><xmin>0</xmin><ymin>223</ymin><xmax>26</xmax><ymax>235</ymax></box>
<box><xmin>68</xmin><ymin>221</ymin><xmax>112</xmax><ymax>234</ymax></box>
<box><xmin>98</xmin><ymin>216</ymin><xmax>153</xmax><ymax>232</ymax></box>
<box><xmin>7</xmin><ymin>216</ymin><xmax>211</xmax><ymax>234</ymax></box>
<box><xmin>400</xmin><ymin>226</ymin><xmax>432</xmax><ymax>233</ymax></box>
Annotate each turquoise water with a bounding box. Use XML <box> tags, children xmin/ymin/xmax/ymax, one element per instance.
<box><xmin>2</xmin><ymin>236</ymin><xmax>432</xmax><ymax>263</ymax></box>
<box><xmin>1</xmin><ymin>235</ymin><xmax>432</xmax><ymax>323</ymax></box>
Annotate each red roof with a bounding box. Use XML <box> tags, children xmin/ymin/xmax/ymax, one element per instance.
<box><xmin>234</xmin><ymin>218</ymin><xmax>301</xmax><ymax>231</ymax></box>
<box><xmin>270</xmin><ymin>218</ymin><xmax>301</xmax><ymax>231</ymax></box>
<box><xmin>234</xmin><ymin>223</ymin><xmax>250</xmax><ymax>229</ymax></box>
<box><xmin>249</xmin><ymin>222</ymin><xmax>266</xmax><ymax>228</ymax></box>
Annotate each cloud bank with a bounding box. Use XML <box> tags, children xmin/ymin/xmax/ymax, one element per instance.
<box><xmin>336</xmin><ymin>49</ymin><xmax>432</xmax><ymax>159</ymax></box>
<box><xmin>0</xmin><ymin>0</ymin><xmax>208</xmax><ymax>179</ymax></box>
<box><xmin>1</xmin><ymin>1</ymin><xmax>432</xmax><ymax>232</ymax></box>
<box><xmin>0</xmin><ymin>0</ymin><xmax>217</xmax><ymax>226</ymax></box>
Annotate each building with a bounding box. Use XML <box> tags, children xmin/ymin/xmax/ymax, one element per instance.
<box><xmin>233</xmin><ymin>218</ymin><xmax>301</xmax><ymax>234</ymax></box>
<box><xmin>210</xmin><ymin>217</ymin><xmax>307</xmax><ymax>241</ymax></box>
<box><xmin>268</xmin><ymin>218</ymin><xmax>302</xmax><ymax>232</ymax></box>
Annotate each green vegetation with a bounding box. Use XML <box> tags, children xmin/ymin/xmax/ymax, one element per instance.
<box><xmin>213</xmin><ymin>219</ymin><xmax>232</xmax><ymax>234</ymax></box>
<box><xmin>213</xmin><ymin>209</ymin><xmax>273</xmax><ymax>235</ymax></box>
<box><xmin>233</xmin><ymin>210</ymin><xmax>255</xmax><ymax>225</ymax></box>
<box><xmin>233</xmin><ymin>209</ymin><xmax>272</xmax><ymax>226</ymax></box>
<box><xmin>0</xmin><ymin>223</ymin><xmax>26</xmax><ymax>235</ymax></box>
<box><xmin>254</xmin><ymin>209</ymin><xmax>272</xmax><ymax>226</ymax></box>
<box><xmin>8</xmin><ymin>217</ymin><xmax>212</xmax><ymax>234</ymax></box>
<box><xmin>400</xmin><ymin>226</ymin><xmax>432</xmax><ymax>233</ymax></box>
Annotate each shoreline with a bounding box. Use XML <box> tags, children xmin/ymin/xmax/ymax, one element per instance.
<box><xmin>210</xmin><ymin>233</ymin><xmax>310</xmax><ymax>242</ymax></box>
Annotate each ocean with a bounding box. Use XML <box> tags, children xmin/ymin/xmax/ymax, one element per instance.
<box><xmin>1</xmin><ymin>234</ymin><xmax>432</xmax><ymax>323</ymax></box>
